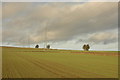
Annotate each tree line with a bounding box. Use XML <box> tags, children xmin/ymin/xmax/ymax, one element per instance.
<box><xmin>35</xmin><ymin>44</ymin><xmax>50</xmax><ymax>49</ymax></box>
<box><xmin>35</xmin><ymin>44</ymin><xmax>90</xmax><ymax>51</ymax></box>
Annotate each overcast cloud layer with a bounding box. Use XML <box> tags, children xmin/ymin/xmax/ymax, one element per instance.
<box><xmin>2</xmin><ymin>2</ymin><xmax>118</xmax><ymax>50</ymax></box>
<box><xmin>2</xmin><ymin>0</ymin><xmax>119</xmax><ymax>2</ymax></box>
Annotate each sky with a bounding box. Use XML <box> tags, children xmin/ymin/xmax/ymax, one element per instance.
<box><xmin>1</xmin><ymin>2</ymin><xmax>118</xmax><ymax>51</ymax></box>
<box><xmin>1</xmin><ymin>0</ymin><xmax>119</xmax><ymax>2</ymax></box>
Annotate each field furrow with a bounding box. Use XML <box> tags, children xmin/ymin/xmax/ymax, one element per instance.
<box><xmin>2</xmin><ymin>47</ymin><xmax>118</xmax><ymax>78</ymax></box>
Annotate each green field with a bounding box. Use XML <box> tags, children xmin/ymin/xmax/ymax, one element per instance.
<box><xmin>2</xmin><ymin>47</ymin><xmax>118</xmax><ymax>78</ymax></box>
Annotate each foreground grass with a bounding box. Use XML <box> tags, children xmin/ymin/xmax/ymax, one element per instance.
<box><xmin>2</xmin><ymin>47</ymin><xmax>118</xmax><ymax>78</ymax></box>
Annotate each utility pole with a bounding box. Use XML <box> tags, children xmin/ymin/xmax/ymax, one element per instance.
<box><xmin>28</xmin><ymin>35</ymin><xmax>30</xmax><ymax>48</ymax></box>
<box><xmin>27</xmin><ymin>31</ymin><xmax>30</xmax><ymax>48</ymax></box>
<box><xmin>44</xmin><ymin>21</ymin><xmax>48</xmax><ymax>49</ymax></box>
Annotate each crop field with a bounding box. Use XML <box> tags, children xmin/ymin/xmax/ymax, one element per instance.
<box><xmin>2</xmin><ymin>47</ymin><xmax>118</xmax><ymax>78</ymax></box>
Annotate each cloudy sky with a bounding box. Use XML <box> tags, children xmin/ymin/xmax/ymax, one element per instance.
<box><xmin>2</xmin><ymin>2</ymin><xmax>118</xmax><ymax>51</ymax></box>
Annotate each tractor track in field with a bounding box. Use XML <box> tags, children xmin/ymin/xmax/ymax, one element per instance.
<box><xmin>30</xmin><ymin>60</ymin><xmax>66</xmax><ymax>78</ymax></box>
<box><xmin>38</xmin><ymin>60</ymin><xmax>108</xmax><ymax>78</ymax></box>
<box><xmin>10</xmin><ymin>50</ymin><xmax>119</xmax><ymax>56</ymax></box>
<box><xmin>71</xmin><ymin>52</ymin><xmax>118</xmax><ymax>56</ymax></box>
<box><xmin>5</xmin><ymin>53</ymin><xmax>107</xmax><ymax>78</ymax></box>
<box><xmin>20</xmin><ymin>54</ymin><xmax>107</xmax><ymax>78</ymax></box>
<box><xmin>24</xmin><ymin>57</ymin><xmax>81</xmax><ymax>78</ymax></box>
<box><xmin>21</xmin><ymin>55</ymin><xmax>78</xmax><ymax>78</ymax></box>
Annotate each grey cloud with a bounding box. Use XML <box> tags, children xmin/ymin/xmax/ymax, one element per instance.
<box><xmin>88</xmin><ymin>32</ymin><xmax>118</xmax><ymax>45</ymax></box>
<box><xmin>76</xmin><ymin>30</ymin><xmax>118</xmax><ymax>45</ymax></box>
<box><xmin>2</xmin><ymin>2</ymin><xmax>118</xmax><ymax>46</ymax></box>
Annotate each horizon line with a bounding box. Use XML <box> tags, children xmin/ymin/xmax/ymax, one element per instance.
<box><xmin>0</xmin><ymin>46</ymin><xmax>119</xmax><ymax>51</ymax></box>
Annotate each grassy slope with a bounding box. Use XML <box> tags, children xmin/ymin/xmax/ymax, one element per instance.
<box><xmin>2</xmin><ymin>47</ymin><xmax>118</xmax><ymax>78</ymax></box>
